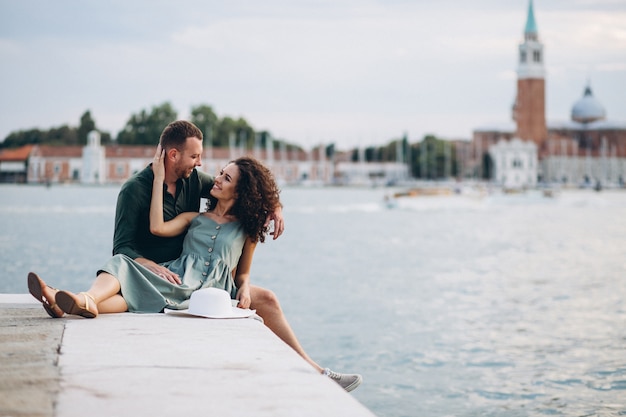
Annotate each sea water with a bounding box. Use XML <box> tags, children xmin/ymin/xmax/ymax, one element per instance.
<box><xmin>1</xmin><ymin>184</ymin><xmax>625</xmax><ymax>417</ymax></box>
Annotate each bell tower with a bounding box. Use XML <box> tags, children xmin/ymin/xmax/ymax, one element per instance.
<box><xmin>513</xmin><ymin>0</ymin><xmax>547</xmax><ymax>147</ymax></box>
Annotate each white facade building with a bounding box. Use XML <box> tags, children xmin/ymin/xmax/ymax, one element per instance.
<box><xmin>489</xmin><ymin>138</ymin><xmax>538</xmax><ymax>189</ymax></box>
<box><xmin>81</xmin><ymin>131</ymin><xmax>106</xmax><ymax>184</ymax></box>
<box><xmin>335</xmin><ymin>161</ymin><xmax>410</xmax><ymax>186</ymax></box>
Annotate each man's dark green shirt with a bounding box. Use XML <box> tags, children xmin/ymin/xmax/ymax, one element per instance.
<box><xmin>113</xmin><ymin>165</ymin><xmax>214</xmax><ymax>264</ymax></box>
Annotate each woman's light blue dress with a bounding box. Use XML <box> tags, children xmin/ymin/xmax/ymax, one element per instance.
<box><xmin>98</xmin><ymin>215</ymin><xmax>246</xmax><ymax>313</ymax></box>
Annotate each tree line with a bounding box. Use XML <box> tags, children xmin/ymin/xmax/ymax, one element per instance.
<box><xmin>1</xmin><ymin>102</ymin><xmax>474</xmax><ymax>179</ymax></box>
<box><xmin>0</xmin><ymin>102</ymin><xmax>303</xmax><ymax>153</ymax></box>
<box><xmin>351</xmin><ymin>134</ymin><xmax>474</xmax><ymax>179</ymax></box>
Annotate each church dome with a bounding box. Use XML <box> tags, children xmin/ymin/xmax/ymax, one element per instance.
<box><xmin>571</xmin><ymin>85</ymin><xmax>606</xmax><ymax>123</ymax></box>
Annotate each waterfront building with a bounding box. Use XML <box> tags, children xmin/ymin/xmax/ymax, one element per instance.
<box><xmin>1</xmin><ymin>135</ymin><xmax>405</xmax><ymax>186</ymax></box>
<box><xmin>81</xmin><ymin>131</ymin><xmax>106</xmax><ymax>184</ymax></box>
<box><xmin>488</xmin><ymin>138</ymin><xmax>537</xmax><ymax>190</ymax></box>
<box><xmin>471</xmin><ymin>0</ymin><xmax>626</xmax><ymax>187</ymax></box>
<box><xmin>334</xmin><ymin>161</ymin><xmax>410</xmax><ymax>186</ymax></box>
<box><xmin>27</xmin><ymin>145</ymin><xmax>83</xmax><ymax>183</ymax></box>
<box><xmin>0</xmin><ymin>145</ymin><xmax>33</xmax><ymax>183</ymax></box>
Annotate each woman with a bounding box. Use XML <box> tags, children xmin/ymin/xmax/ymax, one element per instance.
<box><xmin>28</xmin><ymin>147</ymin><xmax>278</xmax><ymax>318</ymax></box>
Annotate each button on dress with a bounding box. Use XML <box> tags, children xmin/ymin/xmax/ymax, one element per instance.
<box><xmin>98</xmin><ymin>215</ymin><xmax>246</xmax><ymax>313</ymax></box>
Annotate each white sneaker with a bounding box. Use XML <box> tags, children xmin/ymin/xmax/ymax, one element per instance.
<box><xmin>323</xmin><ymin>368</ymin><xmax>362</xmax><ymax>392</ymax></box>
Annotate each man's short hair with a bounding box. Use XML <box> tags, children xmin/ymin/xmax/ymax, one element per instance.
<box><xmin>159</xmin><ymin>120</ymin><xmax>203</xmax><ymax>151</ymax></box>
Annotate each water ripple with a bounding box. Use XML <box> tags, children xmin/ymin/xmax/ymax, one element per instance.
<box><xmin>3</xmin><ymin>185</ymin><xmax>626</xmax><ymax>417</ymax></box>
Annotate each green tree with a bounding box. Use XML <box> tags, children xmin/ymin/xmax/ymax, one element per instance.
<box><xmin>77</xmin><ymin>111</ymin><xmax>96</xmax><ymax>145</ymax></box>
<box><xmin>402</xmin><ymin>134</ymin><xmax>410</xmax><ymax>164</ymax></box>
<box><xmin>258</xmin><ymin>132</ymin><xmax>302</xmax><ymax>154</ymax></box>
<box><xmin>0</xmin><ymin>129</ymin><xmax>43</xmax><ymax>149</ymax></box>
<box><xmin>116</xmin><ymin>110</ymin><xmax>147</xmax><ymax>145</ymax></box>
<box><xmin>116</xmin><ymin>102</ymin><xmax>178</xmax><ymax>145</ymax></box>
<box><xmin>326</xmin><ymin>143</ymin><xmax>335</xmax><ymax>160</ymax></box>
<box><xmin>46</xmin><ymin>125</ymin><xmax>78</xmax><ymax>146</ymax></box>
<box><xmin>411</xmin><ymin>135</ymin><xmax>459</xmax><ymax>179</ymax></box>
<box><xmin>215</xmin><ymin>117</ymin><xmax>254</xmax><ymax>149</ymax></box>
<box><xmin>482</xmin><ymin>153</ymin><xmax>493</xmax><ymax>180</ymax></box>
<box><xmin>190</xmin><ymin>105</ymin><xmax>218</xmax><ymax>147</ymax></box>
<box><xmin>408</xmin><ymin>143</ymin><xmax>420</xmax><ymax>177</ymax></box>
<box><xmin>256</xmin><ymin>131</ymin><xmax>271</xmax><ymax>149</ymax></box>
<box><xmin>99</xmin><ymin>131</ymin><xmax>113</xmax><ymax>145</ymax></box>
<box><xmin>0</xmin><ymin>125</ymin><xmax>82</xmax><ymax>148</ymax></box>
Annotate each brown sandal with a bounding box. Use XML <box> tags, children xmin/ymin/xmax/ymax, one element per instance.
<box><xmin>55</xmin><ymin>291</ymin><xmax>98</xmax><ymax>319</ymax></box>
<box><xmin>27</xmin><ymin>272</ymin><xmax>64</xmax><ymax>318</ymax></box>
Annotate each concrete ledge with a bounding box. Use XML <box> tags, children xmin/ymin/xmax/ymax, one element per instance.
<box><xmin>1</xmin><ymin>295</ymin><xmax>375</xmax><ymax>417</ymax></box>
<box><xmin>1</xmin><ymin>293</ymin><xmax>40</xmax><ymax>305</ymax></box>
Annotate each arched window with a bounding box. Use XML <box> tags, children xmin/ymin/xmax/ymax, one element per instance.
<box><xmin>533</xmin><ymin>50</ymin><xmax>541</xmax><ymax>63</ymax></box>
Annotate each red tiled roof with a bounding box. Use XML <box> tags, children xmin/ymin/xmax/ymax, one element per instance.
<box><xmin>106</xmin><ymin>145</ymin><xmax>155</xmax><ymax>158</ymax></box>
<box><xmin>0</xmin><ymin>144</ymin><xmax>323</xmax><ymax>162</ymax></box>
<box><xmin>31</xmin><ymin>145</ymin><xmax>83</xmax><ymax>158</ymax></box>
<box><xmin>0</xmin><ymin>145</ymin><xmax>34</xmax><ymax>161</ymax></box>
<box><xmin>209</xmin><ymin>148</ymin><xmax>232</xmax><ymax>159</ymax></box>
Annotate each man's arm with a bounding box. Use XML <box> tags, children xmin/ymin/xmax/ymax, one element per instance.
<box><xmin>113</xmin><ymin>172</ymin><xmax>182</xmax><ymax>284</ymax></box>
<box><xmin>268</xmin><ymin>205</ymin><xmax>284</xmax><ymax>239</ymax></box>
<box><xmin>112</xmin><ymin>183</ymin><xmax>145</xmax><ymax>260</ymax></box>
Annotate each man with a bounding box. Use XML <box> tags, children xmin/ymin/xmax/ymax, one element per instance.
<box><xmin>113</xmin><ymin>120</ymin><xmax>361</xmax><ymax>392</ymax></box>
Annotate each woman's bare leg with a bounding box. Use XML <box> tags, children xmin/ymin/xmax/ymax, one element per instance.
<box><xmin>249</xmin><ymin>285</ymin><xmax>323</xmax><ymax>373</ymax></box>
<box><xmin>55</xmin><ymin>273</ymin><xmax>128</xmax><ymax>315</ymax></box>
<box><xmin>85</xmin><ymin>273</ymin><xmax>127</xmax><ymax>313</ymax></box>
<box><xmin>97</xmin><ymin>294</ymin><xmax>128</xmax><ymax>313</ymax></box>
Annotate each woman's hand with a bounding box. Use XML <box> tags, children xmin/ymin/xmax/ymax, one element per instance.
<box><xmin>152</xmin><ymin>144</ymin><xmax>165</xmax><ymax>183</ymax></box>
<box><xmin>149</xmin><ymin>144</ymin><xmax>195</xmax><ymax>237</ymax></box>
<box><xmin>235</xmin><ymin>283</ymin><xmax>252</xmax><ymax>309</ymax></box>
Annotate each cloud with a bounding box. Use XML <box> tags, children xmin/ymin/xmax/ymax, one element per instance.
<box><xmin>1</xmin><ymin>0</ymin><xmax>625</xmax><ymax>148</ymax></box>
<box><xmin>596</xmin><ymin>62</ymin><xmax>626</xmax><ymax>72</ymax></box>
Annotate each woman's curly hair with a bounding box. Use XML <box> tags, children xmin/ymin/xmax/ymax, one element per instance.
<box><xmin>206</xmin><ymin>156</ymin><xmax>281</xmax><ymax>243</ymax></box>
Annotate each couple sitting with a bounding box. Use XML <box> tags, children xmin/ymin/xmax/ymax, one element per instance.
<box><xmin>28</xmin><ymin>120</ymin><xmax>362</xmax><ymax>392</ymax></box>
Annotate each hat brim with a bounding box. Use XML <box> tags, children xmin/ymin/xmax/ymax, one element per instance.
<box><xmin>164</xmin><ymin>307</ymin><xmax>256</xmax><ymax>319</ymax></box>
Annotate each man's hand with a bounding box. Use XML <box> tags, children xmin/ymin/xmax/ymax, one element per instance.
<box><xmin>267</xmin><ymin>205</ymin><xmax>284</xmax><ymax>240</ymax></box>
<box><xmin>136</xmin><ymin>258</ymin><xmax>181</xmax><ymax>285</ymax></box>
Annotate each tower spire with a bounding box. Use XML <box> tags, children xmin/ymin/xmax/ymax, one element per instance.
<box><xmin>514</xmin><ymin>0</ymin><xmax>547</xmax><ymax>146</ymax></box>
<box><xmin>525</xmin><ymin>0</ymin><xmax>538</xmax><ymax>41</ymax></box>
<box><xmin>517</xmin><ymin>0</ymin><xmax>544</xmax><ymax>80</ymax></box>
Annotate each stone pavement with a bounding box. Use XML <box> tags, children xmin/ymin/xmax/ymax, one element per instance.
<box><xmin>1</xmin><ymin>295</ymin><xmax>63</xmax><ymax>417</ymax></box>
<box><xmin>0</xmin><ymin>295</ymin><xmax>375</xmax><ymax>417</ymax></box>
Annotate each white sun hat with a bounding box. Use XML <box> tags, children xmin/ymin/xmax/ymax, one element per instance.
<box><xmin>166</xmin><ymin>288</ymin><xmax>256</xmax><ymax>319</ymax></box>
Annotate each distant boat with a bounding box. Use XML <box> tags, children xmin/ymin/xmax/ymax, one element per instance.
<box><xmin>542</xmin><ymin>189</ymin><xmax>556</xmax><ymax>198</ymax></box>
<box><xmin>393</xmin><ymin>187</ymin><xmax>453</xmax><ymax>198</ymax></box>
<box><xmin>503</xmin><ymin>188</ymin><xmax>525</xmax><ymax>195</ymax></box>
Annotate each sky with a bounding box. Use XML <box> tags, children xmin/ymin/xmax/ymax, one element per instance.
<box><xmin>1</xmin><ymin>0</ymin><xmax>625</xmax><ymax>150</ymax></box>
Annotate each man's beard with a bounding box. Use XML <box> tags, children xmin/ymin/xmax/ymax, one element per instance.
<box><xmin>175</xmin><ymin>166</ymin><xmax>194</xmax><ymax>179</ymax></box>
